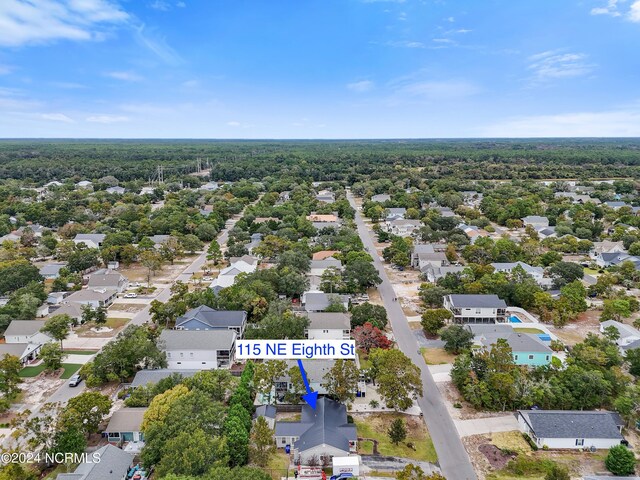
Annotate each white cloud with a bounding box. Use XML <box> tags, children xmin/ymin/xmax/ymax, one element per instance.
<box><xmin>134</xmin><ymin>23</ymin><xmax>182</xmax><ymax>65</ymax></box>
<box><xmin>0</xmin><ymin>0</ymin><xmax>128</xmax><ymax>47</ymax></box>
<box><xmin>0</xmin><ymin>65</ymin><xmax>13</xmax><ymax>75</ymax></box>
<box><xmin>149</xmin><ymin>0</ymin><xmax>170</xmax><ymax>10</ymax></box>
<box><xmin>380</xmin><ymin>40</ymin><xmax>425</xmax><ymax>48</ymax></box>
<box><xmin>41</xmin><ymin>113</ymin><xmax>74</xmax><ymax>123</ymax></box>
<box><xmin>528</xmin><ymin>51</ymin><xmax>595</xmax><ymax>80</ymax></box>
<box><xmin>347</xmin><ymin>80</ymin><xmax>374</xmax><ymax>93</ymax></box>
<box><xmin>395</xmin><ymin>80</ymin><xmax>481</xmax><ymax>100</ymax></box>
<box><xmin>480</xmin><ymin>108</ymin><xmax>640</xmax><ymax>137</ymax></box>
<box><xmin>591</xmin><ymin>0</ymin><xmax>621</xmax><ymax>16</ymax></box>
<box><xmin>227</xmin><ymin>121</ymin><xmax>241</xmax><ymax>127</ymax></box>
<box><xmin>86</xmin><ymin>114</ymin><xmax>129</xmax><ymax>123</ymax></box>
<box><xmin>105</xmin><ymin>71</ymin><xmax>143</xmax><ymax>82</ymax></box>
<box><xmin>630</xmin><ymin>1</ymin><xmax>640</xmax><ymax>21</ymax></box>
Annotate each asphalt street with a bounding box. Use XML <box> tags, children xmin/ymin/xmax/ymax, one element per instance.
<box><xmin>347</xmin><ymin>190</ymin><xmax>477</xmax><ymax>480</ymax></box>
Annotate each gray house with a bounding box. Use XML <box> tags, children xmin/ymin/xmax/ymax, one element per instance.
<box><xmin>443</xmin><ymin>294</ymin><xmax>508</xmax><ymax>324</ymax></box>
<box><xmin>174</xmin><ymin>305</ymin><xmax>247</xmax><ymax>337</ymax></box>
<box><xmin>302</xmin><ymin>292</ymin><xmax>350</xmax><ymax>313</ymax></box>
<box><xmin>55</xmin><ymin>444</ymin><xmax>134</xmax><ymax>480</ymax></box>
<box><xmin>105</xmin><ymin>407</ymin><xmax>147</xmax><ymax>445</ymax></box>
<box><xmin>274</xmin><ymin>397</ymin><xmax>357</xmax><ymax>464</ymax></box>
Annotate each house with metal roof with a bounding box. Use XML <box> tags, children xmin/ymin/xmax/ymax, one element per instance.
<box><xmin>159</xmin><ymin>329</ymin><xmax>236</xmax><ymax>370</ymax></box>
<box><xmin>516</xmin><ymin>410</ymin><xmax>624</xmax><ymax>450</ymax></box>
<box><xmin>174</xmin><ymin>305</ymin><xmax>247</xmax><ymax>337</ymax></box>
<box><xmin>443</xmin><ymin>294</ymin><xmax>508</xmax><ymax>324</ymax></box>
<box><xmin>305</xmin><ymin>313</ymin><xmax>351</xmax><ymax>340</ymax></box>
<box><xmin>55</xmin><ymin>444</ymin><xmax>134</xmax><ymax>480</ymax></box>
<box><xmin>274</xmin><ymin>397</ymin><xmax>357</xmax><ymax>464</ymax></box>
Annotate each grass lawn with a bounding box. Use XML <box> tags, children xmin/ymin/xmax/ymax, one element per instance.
<box><xmin>359</xmin><ymin>439</ymin><xmax>374</xmax><ymax>454</ymax></box>
<box><xmin>354</xmin><ymin>413</ymin><xmax>437</xmax><ymax>462</ymax></box>
<box><xmin>421</xmin><ymin>347</ymin><xmax>456</xmax><ymax>365</ymax></box>
<box><xmin>19</xmin><ymin>364</ymin><xmax>46</xmax><ymax>377</ymax></box>
<box><xmin>490</xmin><ymin>431</ymin><xmax>531</xmax><ymax>454</ymax></box>
<box><xmin>513</xmin><ymin>327</ymin><xmax>545</xmax><ymax>335</ymax></box>
<box><xmin>63</xmin><ymin>349</ymin><xmax>98</xmax><ymax>355</ymax></box>
<box><xmin>267</xmin><ymin>451</ymin><xmax>292</xmax><ymax>480</ymax></box>
<box><xmin>60</xmin><ymin>364</ymin><xmax>83</xmax><ymax>379</ymax></box>
<box><xmin>43</xmin><ymin>464</ymin><xmax>78</xmax><ymax>479</ymax></box>
<box><xmin>584</xmin><ymin>267</ymin><xmax>601</xmax><ymax>275</ymax></box>
<box><xmin>20</xmin><ymin>363</ymin><xmax>82</xmax><ymax>379</ymax></box>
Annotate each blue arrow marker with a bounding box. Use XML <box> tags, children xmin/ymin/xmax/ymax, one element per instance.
<box><xmin>297</xmin><ymin>359</ymin><xmax>318</xmax><ymax>409</ymax></box>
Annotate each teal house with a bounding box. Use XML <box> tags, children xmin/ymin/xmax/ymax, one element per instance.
<box><xmin>104</xmin><ymin>408</ymin><xmax>146</xmax><ymax>447</ymax></box>
<box><xmin>481</xmin><ymin>333</ymin><xmax>553</xmax><ymax>367</ymax></box>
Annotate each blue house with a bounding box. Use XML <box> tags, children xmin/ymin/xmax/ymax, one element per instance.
<box><xmin>481</xmin><ymin>333</ymin><xmax>553</xmax><ymax>367</ymax></box>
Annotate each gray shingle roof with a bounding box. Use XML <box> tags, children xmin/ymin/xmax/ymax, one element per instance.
<box><xmin>59</xmin><ymin>444</ymin><xmax>134</xmax><ymax>480</ymax></box>
<box><xmin>159</xmin><ymin>329</ymin><xmax>236</xmax><ymax>351</ymax></box>
<box><xmin>73</xmin><ymin>233</ymin><xmax>106</xmax><ymax>244</ymax></box>
<box><xmin>130</xmin><ymin>369</ymin><xmax>199</xmax><ymax>387</ymax></box>
<box><xmin>295</xmin><ymin>397</ymin><xmax>357</xmax><ymax>452</ymax></box>
<box><xmin>254</xmin><ymin>404</ymin><xmax>277</xmax><ymax>419</ymax></box>
<box><xmin>519</xmin><ymin>410</ymin><xmax>623</xmax><ymax>440</ymax></box>
<box><xmin>484</xmin><ymin>333</ymin><xmax>551</xmax><ymax>354</ymax></box>
<box><xmin>448</xmin><ymin>294</ymin><xmax>507</xmax><ymax>308</ymax></box>
<box><xmin>39</xmin><ymin>263</ymin><xmax>66</xmax><ymax>276</ymax></box>
<box><xmin>105</xmin><ymin>408</ymin><xmax>146</xmax><ymax>433</ymax></box>
<box><xmin>175</xmin><ymin>305</ymin><xmax>246</xmax><ymax>329</ymax></box>
<box><xmin>4</xmin><ymin>320</ymin><xmax>46</xmax><ymax>336</ymax></box>
<box><xmin>307</xmin><ymin>312</ymin><xmax>350</xmax><ymax>330</ymax></box>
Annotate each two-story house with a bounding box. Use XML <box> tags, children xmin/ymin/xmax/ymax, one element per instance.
<box><xmin>87</xmin><ymin>269</ymin><xmax>129</xmax><ymax>293</ymax></box>
<box><xmin>491</xmin><ymin>262</ymin><xmax>552</xmax><ymax>289</ymax></box>
<box><xmin>305</xmin><ymin>312</ymin><xmax>351</xmax><ymax>340</ymax></box>
<box><xmin>174</xmin><ymin>305</ymin><xmax>247</xmax><ymax>338</ymax></box>
<box><xmin>159</xmin><ymin>329</ymin><xmax>236</xmax><ymax>370</ymax></box>
<box><xmin>443</xmin><ymin>294</ymin><xmax>508</xmax><ymax>324</ymax></box>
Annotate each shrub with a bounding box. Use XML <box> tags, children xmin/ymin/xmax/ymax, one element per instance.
<box><xmin>605</xmin><ymin>445</ymin><xmax>636</xmax><ymax>476</ymax></box>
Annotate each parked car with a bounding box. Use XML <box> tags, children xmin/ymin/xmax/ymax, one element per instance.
<box><xmin>202</xmin><ymin>276</ymin><xmax>213</xmax><ymax>281</ymax></box>
<box><xmin>68</xmin><ymin>374</ymin><xmax>82</xmax><ymax>387</ymax></box>
<box><xmin>123</xmin><ymin>293</ymin><xmax>138</xmax><ymax>298</ymax></box>
<box><xmin>330</xmin><ymin>474</ymin><xmax>353</xmax><ymax>480</ymax></box>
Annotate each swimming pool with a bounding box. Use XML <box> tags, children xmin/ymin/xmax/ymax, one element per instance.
<box><xmin>509</xmin><ymin>315</ymin><xmax>522</xmax><ymax>323</ymax></box>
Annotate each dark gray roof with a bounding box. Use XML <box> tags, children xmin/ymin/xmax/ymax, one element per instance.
<box><xmin>295</xmin><ymin>397</ymin><xmax>357</xmax><ymax>452</ymax></box>
<box><xmin>4</xmin><ymin>320</ymin><xmax>47</xmax><ymax>336</ymax></box>
<box><xmin>131</xmin><ymin>369</ymin><xmax>199</xmax><ymax>387</ymax></box>
<box><xmin>254</xmin><ymin>405</ymin><xmax>277</xmax><ymax>419</ymax></box>
<box><xmin>484</xmin><ymin>333</ymin><xmax>551</xmax><ymax>354</ymax></box>
<box><xmin>448</xmin><ymin>294</ymin><xmax>507</xmax><ymax>308</ymax></box>
<box><xmin>307</xmin><ymin>312</ymin><xmax>350</xmax><ymax>330</ymax></box>
<box><xmin>467</xmin><ymin>324</ymin><xmax>514</xmax><ymax>336</ymax></box>
<box><xmin>159</xmin><ymin>329</ymin><xmax>236</xmax><ymax>350</ymax></box>
<box><xmin>175</xmin><ymin>305</ymin><xmax>246</xmax><ymax>329</ymax></box>
<box><xmin>105</xmin><ymin>408</ymin><xmax>147</xmax><ymax>433</ymax></box>
<box><xmin>518</xmin><ymin>410</ymin><xmax>623</xmax><ymax>440</ymax></box>
<box><xmin>58</xmin><ymin>444</ymin><xmax>133</xmax><ymax>480</ymax></box>
<box><xmin>275</xmin><ymin>422</ymin><xmax>312</xmax><ymax>437</ymax></box>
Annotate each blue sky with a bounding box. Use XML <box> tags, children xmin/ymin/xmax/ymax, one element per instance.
<box><xmin>0</xmin><ymin>0</ymin><xmax>639</xmax><ymax>138</ymax></box>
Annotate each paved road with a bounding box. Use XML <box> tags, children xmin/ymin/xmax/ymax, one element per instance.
<box><xmin>347</xmin><ymin>190</ymin><xmax>477</xmax><ymax>480</ymax></box>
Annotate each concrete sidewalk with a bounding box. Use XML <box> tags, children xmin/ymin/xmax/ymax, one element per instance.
<box><xmin>454</xmin><ymin>414</ymin><xmax>519</xmax><ymax>437</ymax></box>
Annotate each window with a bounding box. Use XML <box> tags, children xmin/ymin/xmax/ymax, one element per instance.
<box><xmin>323</xmin><ymin>329</ymin><xmax>328</xmax><ymax>333</ymax></box>
<box><xmin>514</xmin><ymin>355</ymin><xmax>518</xmax><ymax>360</ymax></box>
<box><xmin>475</xmin><ymin>308</ymin><xmax>481</xmax><ymax>314</ymax></box>
<box><xmin>190</xmin><ymin>352</ymin><xmax>194</xmax><ymax>357</ymax></box>
<box><xmin>528</xmin><ymin>355</ymin><xmax>534</xmax><ymax>360</ymax></box>
<box><xmin>177</xmin><ymin>362</ymin><xmax>181</xmax><ymax>365</ymax></box>
<box><xmin>282</xmin><ymin>438</ymin><xmax>286</xmax><ymax>444</ymax></box>
<box><xmin>575</xmin><ymin>438</ymin><xmax>584</xmax><ymax>446</ymax></box>
<box><xmin>546</xmin><ymin>355</ymin><xmax>550</xmax><ymax>361</ymax></box>
<box><xmin>180</xmin><ymin>352</ymin><xmax>184</xmax><ymax>358</ymax></box>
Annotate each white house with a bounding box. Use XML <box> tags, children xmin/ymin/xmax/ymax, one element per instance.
<box><xmin>521</xmin><ymin>216</ymin><xmax>549</xmax><ymax>228</ymax></box>
<box><xmin>517</xmin><ymin>410</ymin><xmax>624</xmax><ymax>450</ymax></box>
<box><xmin>491</xmin><ymin>261</ymin><xmax>552</xmax><ymax>288</ymax></box>
<box><xmin>159</xmin><ymin>329</ymin><xmax>236</xmax><ymax>370</ymax></box>
<box><xmin>210</xmin><ymin>258</ymin><xmax>258</xmax><ymax>291</ymax></box>
<box><xmin>386</xmin><ymin>219</ymin><xmax>421</xmax><ymax>237</ymax></box>
<box><xmin>443</xmin><ymin>294</ymin><xmax>508</xmax><ymax>324</ymax></box>
<box><xmin>106</xmin><ymin>186</ymin><xmax>126</xmax><ymax>195</ymax></box>
<box><xmin>3</xmin><ymin>320</ymin><xmax>53</xmax><ymax>346</ymax></box>
<box><xmin>305</xmin><ymin>312</ymin><xmax>351</xmax><ymax>340</ymax></box>
<box><xmin>63</xmin><ymin>288</ymin><xmax>117</xmax><ymax>308</ymax></box>
<box><xmin>55</xmin><ymin>444</ymin><xmax>134</xmax><ymax>480</ymax></box>
<box><xmin>385</xmin><ymin>208</ymin><xmax>406</xmax><ymax>221</ymax></box>
<box><xmin>72</xmin><ymin>233</ymin><xmax>106</xmax><ymax>250</ymax></box>
<box><xmin>199</xmin><ymin>181</ymin><xmax>219</xmax><ymax>191</ymax></box>
<box><xmin>87</xmin><ymin>269</ymin><xmax>129</xmax><ymax>293</ymax></box>
<box><xmin>600</xmin><ymin>320</ymin><xmax>640</xmax><ymax>350</ymax></box>
<box><xmin>302</xmin><ymin>292</ymin><xmax>350</xmax><ymax>313</ymax></box>
<box><xmin>39</xmin><ymin>263</ymin><xmax>66</xmax><ymax>280</ymax></box>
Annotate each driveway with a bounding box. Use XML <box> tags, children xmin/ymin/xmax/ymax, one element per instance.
<box><xmin>454</xmin><ymin>414</ymin><xmax>519</xmax><ymax>437</ymax></box>
<box><xmin>347</xmin><ymin>190</ymin><xmax>477</xmax><ymax>480</ymax></box>
<box><xmin>361</xmin><ymin>456</ymin><xmax>441</xmax><ymax>475</ymax></box>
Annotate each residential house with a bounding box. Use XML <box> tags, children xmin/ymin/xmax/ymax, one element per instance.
<box><xmin>479</xmin><ymin>332</ymin><xmax>553</xmax><ymax>367</ymax></box>
<box><xmin>279</xmin><ymin>191</ymin><xmax>291</xmax><ymax>202</ymax></box>
<box><xmin>175</xmin><ymin>305</ymin><xmax>247</xmax><ymax>338</ymax></box>
<box><xmin>199</xmin><ymin>181</ymin><xmax>219</xmax><ymax>191</ymax></box>
<box><xmin>139</xmin><ymin>186</ymin><xmax>155</xmax><ymax>195</ymax></box>
<box><xmin>55</xmin><ymin>444</ymin><xmax>134</xmax><ymax>480</ymax></box>
<box><xmin>148</xmin><ymin>235</ymin><xmax>171</xmax><ymax>248</ymax></box>
<box><xmin>316</xmin><ymin>190</ymin><xmax>335</xmax><ymax>204</ymax></box>
<box><xmin>590</xmin><ymin>241</ymin><xmax>626</xmax><ymax>260</ymax></box>
<box><xmin>302</xmin><ymin>292</ymin><xmax>350</xmax><ymax>313</ymax></box>
<box><xmin>105</xmin><ymin>407</ymin><xmax>146</xmax><ymax>447</ymax></box>
<box><xmin>491</xmin><ymin>262</ymin><xmax>552</xmax><ymax>288</ymax></box>
<box><xmin>410</xmin><ymin>243</ymin><xmax>445</xmax><ymax>268</ymax></box>
<box><xmin>73</xmin><ymin>233</ymin><xmax>106</xmax><ymax>250</ymax></box>
<box><xmin>274</xmin><ymin>397</ymin><xmax>357</xmax><ymax>465</ymax></box>
<box><xmin>600</xmin><ymin>320</ymin><xmax>640</xmax><ymax>350</ymax></box>
<box><xmin>459</xmin><ymin>224</ymin><xmax>490</xmax><ymax>244</ymax></box>
<box><xmin>49</xmin><ymin>302</ymin><xmax>83</xmax><ymax>323</ymax></box>
<box><xmin>536</xmin><ymin>227</ymin><xmax>557</xmax><ymax>240</ymax></box>
<box><xmin>159</xmin><ymin>329</ymin><xmax>236</xmax><ymax>369</ymax></box>
<box><xmin>385</xmin><ymin>207</ymin><xmax>407</xmax><ymax>221</ymax></box>
<box><xmin>305</xmin><ymin>312</ymin><xmax>351</xmax><ymax>340</ymax></box>
<box><xmin>312</xmin><ymin>250</ymin><xmax>339</xmax><ymax>261</ymax></box>
<box><xmin>63</xmin><ymin>288</ymin><xmax>118</xmax><ymax>308</ymax></box>
<box><xmin>210</xmin><ymin>257</ymin><xmax>258</xmax><ymax>291</ymax></box>
<box><xmin>254</xmin><ymin>405</ymin><xmax>277</xmax><ymax>429</ymax></box>
<box><xmin>310</xmin><ymin>258</ymin><xmax>343</xmax><ymax>277</ymax></box>
<box><xmin>131</xmin><ymin>369</ymin><xmax>199</xmax><ymax>388</ymax></box>
<box><xmin>39</xmin><ymin>263</ymin><xmax>66</xmax><ymax>280</ymax></box>
<box><xmin>228</xmin><ymin>255</ymin><xmax>259</xmax><ymax>267</ymax></box>
<box><xmin>3</xmin><ymin>320</ymin><xmax>53</xmax><ymax>347</ymax></box>
<box><xmin>307</xmin><ymin>213</ymin><xmax>339</xmax><ymax>223</ymax></box>
<box><xmin>105</xmin><ymin>185</ymin><xmax>125</xmax><ymax>194</ymax></box>
<box><xmin>423</xmin><ymin>265</ymin><xmax>465</xmax><ymax>283</ymax></box>
<box><xmin>386</xmin><ymin>219</ymin><xmax>421</xmax><ymax>237</ymax></box>
<box><xmin>0</xmin><ymin>343</ymin><xmax>43</xmax><ymax>366</ymax></box>
<box><xmin>443</xmin><ymin>294</ymin><xmax>508</xmax><ymax>324</ymax></box>
<box><xmin>47</xmin><ymin>291</ymin><xmax>67</xmax><ymax>305</ymax></box>
<box><xmin>370</xmin><ymin>194</ymin><xmax>390</xmax><ymax>203</ymax></box>
<box><xmin>605</xmin><ymin>201</ymin><xmax>629</xmax><ymax>210</ymax></box>
<box><xmin>595</xmin><ymin>252</ymin><xmax>640</xmax><ymax>269</ymax></box>
<box><xmin>87</xmin><ymin>269</ymin><xmax>129</xmax><ymax>293</ymax></box>
<box><xmin>516</xmin><ymin>410</ymin><xmax>624</xmax><ymax>450</ymax></box>
<box><xmin>521</xmin><ymin>216</ymin><xmax>549</xmax><ymax>228</ymax></box>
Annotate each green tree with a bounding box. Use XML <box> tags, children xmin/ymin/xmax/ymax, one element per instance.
<box><xmin>343</xmin><ymin>259</ymin><xmax>382</xmax><ymax>292</ymax></box>
<box><xmin>549</xmin><ymin>261</ymin><xmax>584</xmax><ymax>288</ymax></box>
<box><xmin>180</xmin><ymin>234</ymin><xmax>204</xmax><ymax>254</ymax></box>
<box><xmin>225</xmin><ymin>415</ymin><xmax>250</xmax><ymax>467</ymax></box>
<box><xmin>250</xmin><ymin>416</ymin><xmax>275</xmax><ymax>467</ymax></box>
<box><xmin>207</xmin><ymin>240</ymin><xmax>223</xmax><ymax>268</ymax></box>
<box><xmin>545</xmin><ymin>463</ymin><xmax>570</xmax><ymax>480</ymax></box>
<box><xmin>601</xmin><ymin>298</ymin><xmax>632</xmax><ymax>322</ymax></box>
<box><xmin>388</xmin><ymin>417</ymin><xmax>407</xmax><ymax>445</ymax></box>
<box><xmin>369</xmin><ymin>348</ymin><xmax>423</xmax><ymax>411</ymax></box>
<box><xmin>395</xmin><ymin>464</ymin><xmax>446</xmax><ymax>480</ymax></box>
<box><xmin>0</xmin><ymin>354</ymin><xmax>22</xmax><ymax>412</ymax></box>
<box><xmin>63</xmin><ymin>391</ymin><xmax>112</xmax><ymax>435</ymax></box>
<box><xmin>323</xmin><ymin>359</ymin><xmax>359</xmax><ymax>403</ymax></box>
<box><xmin>605</xmin><ymin>444</ymin><xmax>636</xmax><ymax>476</ymax></box>
<box><xmin>254</xmin><ymin>360</ymin><xmax>287</xmax><ymax>404</ymax></box>
<box><xmin>441</xmin><ymin>325</ymin><xmax>473</xmax><ymax>354</ymax></box>
<box><xmin>351</xmin><ymin>302</ymin><xmax>388</xmax><ymax>329</ymax></box>
<box><xmin>39</xmin><ymin>343</ymin><xmax>66</xmax><ymax>372</ymax></box>
<box><xmin>421</xmin><ymin>309</ymin><xmax>452</xmax><ymax>335</ymax></box>
<box><xmin>41</xmin><ymin>314</ymin><xmax>71</xmax><ymax>349</ymax></box>
<box><xmin>140</xmin><ymin>250</ymin><xmax>163</xmax><ymax>286</ymax></box>
<box><xmin>156</xmin><ymin>428</ymin><xmax>228</xmax><ymax>477</ymax></box>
